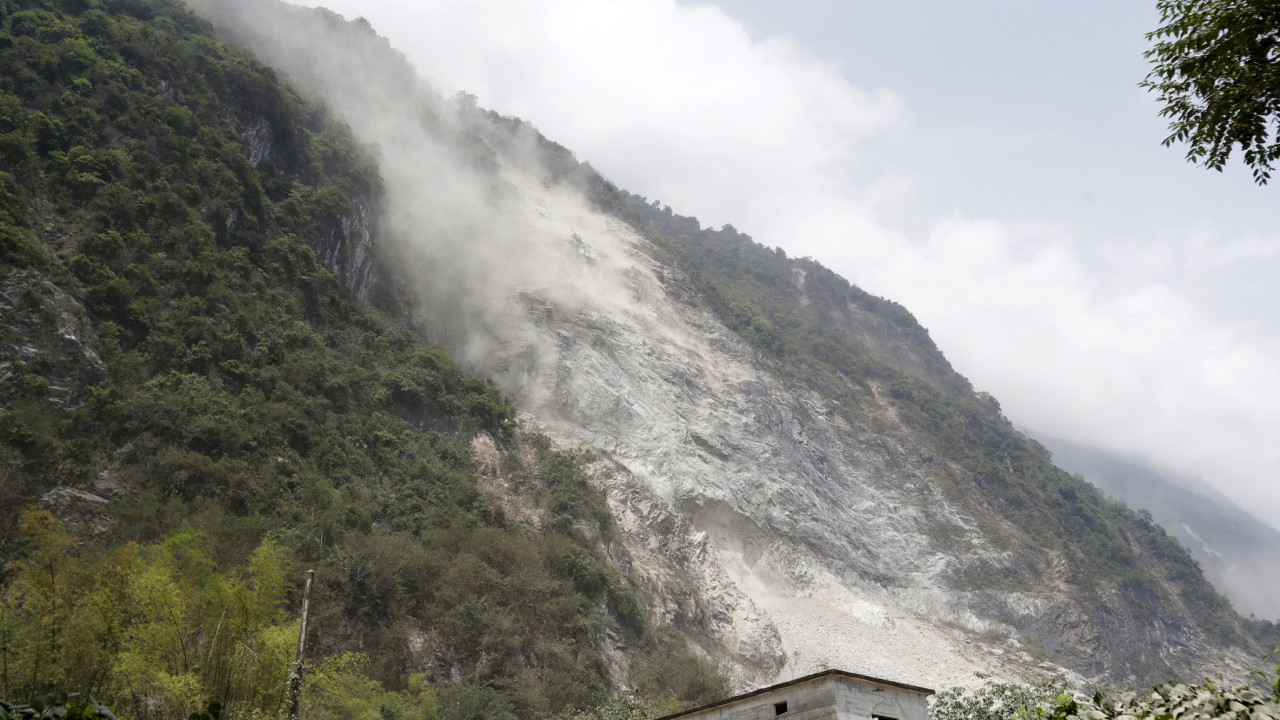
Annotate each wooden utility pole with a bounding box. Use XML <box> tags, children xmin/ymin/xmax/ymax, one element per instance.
<box><xmin>288</xmin><ymin>570</ymin><xmax>315</xmax><ymax>720</ymax></box>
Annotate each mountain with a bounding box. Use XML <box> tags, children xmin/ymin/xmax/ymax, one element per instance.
<box><xmin>190</xmin><ymin>0</ymin><xmax>1279</xmax><ymax>689</ymax></box>
<box><xmin>1037</xmin><ymin>435</ymin><xmax>1280</xmax><ymax>621</ymax></box>
<box><xmin>1</xmin><ymin>0</ymin><xmax>1277</xmax><ymax>717</ymax></box>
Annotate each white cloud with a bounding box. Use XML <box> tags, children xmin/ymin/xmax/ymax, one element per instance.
<box><xmin>293</xmin><ymin>0</ymin><xmax>1280</xmax><ymax>527</ymax></box>
<box><xmin>293</xmin><ymin>0</ymin><xmax>902</xmax><ymax>235</ymax></box>
<box><xmin>858</xmin><ymin>215</ymin><xmax>1280</xmax><ymax>525</ymax></box>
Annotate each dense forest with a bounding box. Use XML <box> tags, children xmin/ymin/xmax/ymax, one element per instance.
<box><xmin>0</xmin><ymin>1</ymin><xmax>722</xmax><ymax>718</ymax></box>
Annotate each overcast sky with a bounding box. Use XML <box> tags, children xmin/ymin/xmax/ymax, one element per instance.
<box><xmin>292</xmin><ymin>0</ymin><xmax>1280</xmax><ymax>528</ymax></box>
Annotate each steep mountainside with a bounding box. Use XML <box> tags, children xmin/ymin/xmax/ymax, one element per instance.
<box><xmin>1039</xmin><ymin>435</ymin><xmax>1280</xmax><ymax>621</ymax></box>
<box><xmin>0</xmin><ymin>2</ymin><xmax>721</xmax><ymax>717</ymax></box>
<box><xmin>191</xmin><ymin>0</ymin><xmax>1277</xmax><ymax>691</ymax></box>
<box><xmin>3</xmin><ymin>0</ymin><xmax>1276</xmax><ymax>715</ymax></box>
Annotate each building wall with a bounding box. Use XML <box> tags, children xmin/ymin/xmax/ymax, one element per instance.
<box><xmin>831</xmin><ymin>678</ymin><xmax>929</xmax><ymax>720</ymax></box>
<box><xmin>677</xmin><ymin>676</ymin><xmax>929</xmax><ymax>720</ymax></box>
<box><xmin>678</xmin><ymin>676</ymin><xmax>840</xmax><ymax>720</ymax></box>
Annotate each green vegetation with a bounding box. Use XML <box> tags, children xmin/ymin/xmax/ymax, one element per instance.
<box><xmin>1</xmin><ymin>511</ymin><xmax>299</xmax><ymax>718</ymax></box>
<box><xmin>931</xmin><ymin>668</ymin><xmax>1280</xmax><ymax>720</ymax></box>
<box><xmin>1</xmin><ymin>694</ymin><xmax>117</xmax><ymax>720</ymax></box>
<box><xmin>544</xmin><ymin>696</ymin><xmax>678</xmax><ymax>720</ymax></box>
<box><xmin>930</xmin><ymin>675</ymin><xmax>1071</xmax><ymax>720</ymax></box>
<box><xmin>1052</xmin><ymin>668</ymin><xmax>1280</xmax><ymax>720</ymax></box>
<box><xmin>3</xmin><ymin>0</ymin><xmax>1266</xmax><ymax>710</ymax></box>
<box><xmin>1143</xmin><ymin>0</ymin><xmax>1280</xmax><ymax>184</ymax></box>
<box><xmin>0</xmin><ymin>0</ymin><xmax>723</xmax><ymax>717</ymax></box>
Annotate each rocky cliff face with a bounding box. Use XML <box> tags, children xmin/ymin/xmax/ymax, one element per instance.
<box><xmin>192</xmin><ymin>0</ymin><xmax>1266</xmax><ymax>693</ymax></box>
<box><xmin>441</xmin><ymin>173</ymin><xmax>1251</xmax><ymax>690</ymax></box>
<box><xmin>229</xmin><ymin>110</ymin><xmax>386</xmax><ymax>306</ymax></box>
<box><xmin>0</xmin><ymin>271</ymin><xmax>113</xmax><ymax>542</ymax></box>
<box><xmin>0</xmin><ymin>271</ymin><xmax>105</xmax><ymax>412</ymax></box>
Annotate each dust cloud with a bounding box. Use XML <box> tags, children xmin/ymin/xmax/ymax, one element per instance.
<box><xmin>185</xmin><ymin>0</ymin><xmax>643</xmax><ymax>393</ymax></box>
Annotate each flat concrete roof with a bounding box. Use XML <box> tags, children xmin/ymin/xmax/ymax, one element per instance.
<box><xmin>657</xmin><ymin>669</ymin><xmax>936</xmax><ymax>720</ymax></box>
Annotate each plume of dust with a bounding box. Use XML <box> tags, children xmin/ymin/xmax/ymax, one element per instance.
<box><xmin>185</xmin><ymin>0</ymin><xmax>649</xmax><ymax>403</ymax></box>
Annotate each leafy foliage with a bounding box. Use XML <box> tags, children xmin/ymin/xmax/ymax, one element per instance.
<box><xmin>624</xmin><ymin>634</ymin><xmax>727</xmax><ymax>711</ymax></box>
<box><xmin>304</xmin><ymin>653</ymin><xmax>438</xmax><ymax>720</ymax></box>
<box><xmin>0</xmin><ymin>694</ymin><xmax>116</xmax><ymax>720</ymax></box>
<box><xmin>543</xmin><ymin>696</ymin><xmax>680</xmax><ymax>720</ymax></box>
<box><xmin>1143</xmin><ymin>0</ymin><xmax>1280</xmax><ymax>184</ymax></box>
<box><xmin>934</xmin><ymin>668</ymin><xmax>1280</xmax><ymax>720</ymax></box>
<box><xmin>1</xmin><ymin>511</ymin><xmax>296</xmax><ymax>719</ymax></box>
<box><xmin>1052</xmin><ymin>667</ymin><xmax>1280</xmax><ymax>720</ymax></box>
<box><xmin>930</xmin><ymin>675</ymin><xmax>1071</xmax><ymax>720</ymax></box>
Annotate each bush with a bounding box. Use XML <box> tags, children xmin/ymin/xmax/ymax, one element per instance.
<box><xmin>930</xmin><ymin>675</ymin><xmax>1070</xmax><ymax>720</ymax></box>
<box><xmin>1050</xmin><ymin>668</ymin><xmax>1280</xmax><ymax>720</ymax></box>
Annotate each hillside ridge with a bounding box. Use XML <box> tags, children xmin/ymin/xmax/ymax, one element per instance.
<box><xmin>188</xmin><ymin>0</ymin><xmax>1278</xmax><ymax>687</ymax></box>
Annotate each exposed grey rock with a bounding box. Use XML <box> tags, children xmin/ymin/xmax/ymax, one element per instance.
<box><xmin>426</xmin><ymin>179</ymin><xmax>1033</xmax><ymax>690</ymax></box>
<box><xmin>43</xmin><ymin>487</ymin><xmax>109</xmax><ymax>506</ymax></box>
<box><xmin>93</xmin><ymin>471</ymin><xmax>128</xmax><ymax>498</ymax></box>
<box><xmin>0</xmin><ymin>271</ymin><xmax>106</xmax><ymax>411</ymax></box>
<box><xmin>243</xmin><ymin>114</ymin><xmax>276</xmax><ymax>166</ymax></box>
<box><xmin>41</xmin><ymin>486</ymin><xmax>112</xmax><ymax>534</ymax></box>
<box><xmin>444</xmin><ymin>177</ymin><xmax>1252</xmax><ymax>690</ymax></box>
<box><xmin>311</xmin><ymin>192</ymin><xmax>385</xmax><ymax>304</ymax></box>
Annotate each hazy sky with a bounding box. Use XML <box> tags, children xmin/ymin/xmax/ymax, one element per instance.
<box><xmin>291</xmin><ymin>0</ymin><xmax>1280</xmax><ymax>528</ymax></box>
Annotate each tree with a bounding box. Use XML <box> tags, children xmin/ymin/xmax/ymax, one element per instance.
<box><xmin>1142</xmin><ymin>0</ymin><xmax>1280</xmax><ymax>184</ymax></box>
<box><xmin>934</xmin><ymin>668</ymin><xmax>1280</xmax><ymax>720</ymax></box>
<box><xmin>1048</xmin><ymin>666</ymin><xmax>1280</xmax><ymax>720</ymax></box>
<box><xmin>929</xmin><ymin>675</ymin><xmax>1070</xmax><ymax>720</ymax></box>
<box><xmin>543</xmin><ymin>696</ymin><xmax>680</xmax><ymax>720</ymax></box>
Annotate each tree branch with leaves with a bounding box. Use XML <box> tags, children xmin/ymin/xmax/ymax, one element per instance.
<box><xmin>1143</xmin><ymin>0</ymin><xmax>1280</xmax><ymax>184</ymax></box>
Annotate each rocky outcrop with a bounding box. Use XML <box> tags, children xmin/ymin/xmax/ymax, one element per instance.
<box><xmin>576</xmin><ymin>448</ymin><xmax>788</xmax><ymax>690</ymax></box>
<box><xmin>310</xmin><ymin>190</ymin><xmax>384</xmax><ymax>304</ymax></box>
<box><xmin>235</xmin><ymin>112</ymin><xmax>387</xmax><ymax>305</ymax></box>
<box><xmin>434</xmin><ymin>176</ymin><xmax>1045</xmax><ymax>690</ymax></box>
<box><xmin>438</xmin><ymin>173</ymin><xmax>1252</xmax><ymax>690</ymax></box>
<box><xmin>0</xmin><ymin>271</ymin><xmax>105</xmax><ymax>411</ymax></box>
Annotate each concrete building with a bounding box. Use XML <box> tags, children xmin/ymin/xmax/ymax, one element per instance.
<box><xmin>657</xmin><ymin>670</ymin><xmax>934</xmax><ymax>720</ymax></box>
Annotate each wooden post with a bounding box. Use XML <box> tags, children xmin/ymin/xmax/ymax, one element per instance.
<box><xmin>288</xmin><ymin>570</ymin><xmax>315</xmax><ymax>720</ymax></box>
